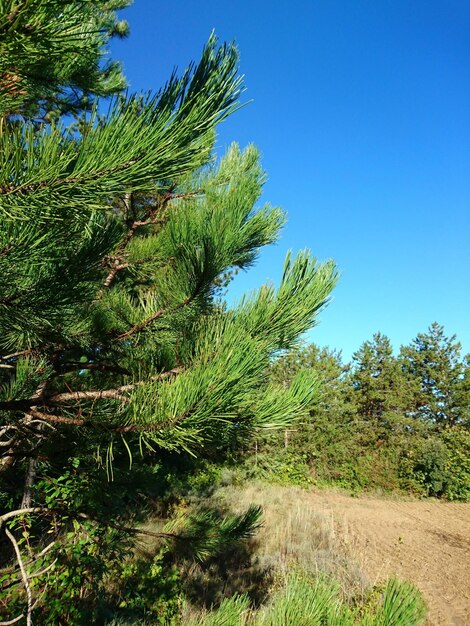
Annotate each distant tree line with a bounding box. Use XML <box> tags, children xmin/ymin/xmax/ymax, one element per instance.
<box><xmin>248</xmin><ymin>322</ymin><xmax>469</xmax><ymax>500</ymax></box>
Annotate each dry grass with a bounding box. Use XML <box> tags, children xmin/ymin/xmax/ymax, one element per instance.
<box><xmin>134</xmin><ymin>481</ymin><xmax>373</xmax><ymax>623</ymax></box>
<box><xmin>212</xmin><ymin>481</ymin><xmax>369</xmax><ymax>601</ymax></box>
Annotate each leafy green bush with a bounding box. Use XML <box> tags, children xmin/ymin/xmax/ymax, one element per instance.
<box><xmin>107</xmin><ymin>550</ymin><xmax>181</xmax><ymax>625</ymax></box>
<box><xmin>401</xmin><ymin>438</ymin><xmax>449</xmax><ymax>497</ymax></box>
<box><xmin>241</xmin><ymin>449</ymin><xmax>313</xmax><ymax>488</ymax></box>
<box><xmin>399</xmin><ymin>429</ymin><xmax>470</xmax><ymax>501</ymax></box>
<box><xmin>245</xmin><ymin>414</ymin><xmax>470</xmax><ymax>501</ymax></box>
<box><xmin>437</xmin><ymin>429</ymin><xmax>470</xmax><ymax>501</ymax></box>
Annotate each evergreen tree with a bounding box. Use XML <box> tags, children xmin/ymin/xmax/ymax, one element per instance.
<box><xmin>270</xmin><ymin>343</ymin><xmax>350</xmax><ymax>418</ymax></box>
<box><xmin>400</xmin><ymin>322</ymin><xmax>469</xmax><ymax>427</ymax></box>
<box><xmin>255</xmin><ymin>332</ymin><xmax>469</xmax><ymax>499</ymax></box>
<box><xmin>0</xmin><ymin>0</ymin><xmax>130</xmax><ymax>120</ymax></box>
<box><xmin>0</xmin><ymin>1</ymin><xmax>337</xmax><ymax>621</ymax></box>
<box><xmin>350</xmin><ymin>333</ymin><xmax>412</xmax><ymax>421</ymax></box>
<box><xmin>266</xmin><ymin>345</ymin><xmax>357</xmax><ymax>484</ymax></box>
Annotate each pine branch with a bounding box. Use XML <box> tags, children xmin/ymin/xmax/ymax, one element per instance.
<box><xmin>102</xmin><ymin>189</ymin><xmax>175</xmax><ymax>289</ymax></box>
<box><xmin>75</xmin><ymin>511</ymin><xmax>178</xmax><ymax>540</ymax></box>
<box><xmin>0</xmin><ymin>156</ymin><xmax>141</xmax><ymax>197</ymax></box>
<box><xmin>0</xmin><ymin>506</ymin><xmax>175</xmax><ymax>544</ymax></box>
<box><xmin>116</xmin><ymin>297</ymin><xmax>193</xmax><ymax>340</ymax></box>
<box><xmin>27</xmin><ymin>409</ymin><xmax>86</xmax><ymax>427</ymax></box>
<box><xmin>58</xmin><ymin>362</ymin><xmax>132</xmax><ymax>375</ymax></box>
<box><xmin>0</xmin><ymin>368</ymin><xmax>183</xmax><ymax>412</ymax></box>
<box><xmin>0</xmin><ymin>351</ymin><xmax>31</xmax><ymax>362</ymax></box>
<box><xmin>1</xmin><ymin>36</ymin><xmax>243</xmax><ymax>221</ymax></box>
<box><xmin>23</xmin><ymin>401</ymin><xmax>190</xmax><ymax>434</ymax></box>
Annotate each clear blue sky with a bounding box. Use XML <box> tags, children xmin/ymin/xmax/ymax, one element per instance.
<box><xmin>111</xmin><ymin>0</ymin><xmax>470</xmax><ymax>361</ymax></box>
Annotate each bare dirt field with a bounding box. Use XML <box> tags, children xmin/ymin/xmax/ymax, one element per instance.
<box><xmin>308</xmin><ymin>490</ymin><xmax>470</xmax><ymax>626</ymax></box>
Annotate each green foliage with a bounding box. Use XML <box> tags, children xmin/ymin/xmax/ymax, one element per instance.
<box><xmin>351</xmin><ymin>333</ymin><xmax>414</xmax><ymax>421</ymax></box>
<box><xmin>400</xmin><ymin>438</ymin><xmax>450</xmax><ymax>497</ymax></box>
<box><xmin>250</xmin><ymin>330</ymin><xmax>469</xmax><ymax>500</ymax></box>
<box><xmin>1</xmin><ymin>511</ymin><xmax>129</xmax><ymax>624</ymax></box>
<box><xmin>0</xmin><ymin>0</ymin><xmax>130</xmax><ymax>118</ymax></box>
<box><xmin>242</xmin><ymin>449</ymin><xmax>313</xmax><ymax>488</ymax></box>
<box><xmin>399</xmin><ymin>428</ymin><xmax>470</xmax><ymax>501</ymax></box>
<box><xmin>185</xmin><ymin>594</ymin><xmax>251</xmax><ymax>626</ymax></box>
<box><xmin>441</xmin><ymin>428</ymin><xmax>470</xmax><ymax>500</ymax></box>
<box><xmin>400</xmin><ymin>322</ymin><xmax>469</xmax><ymax>428</ymax></box>
<box><xmin>37</xmin><ymin>527</ymin><xmax>125</xmax><ymax>625</ymax></box>
<box><xmin>108</xmin><ymin>551</ymin><xmax>181</xmax><ymax>625</ymax></box>
<box><xmin>255</xmin><ymin>575</ymin><xmax>342</xmax><ymax>626</ymax></box>
<box><xmin>360</xmin><ymin>578</ymin><xmax>426</xmax><ymax>626</ymax></box>
<box><xmin>167</xmin><ymin>505</ymin><xmax>262</xmax><ymax>565</ymax></box>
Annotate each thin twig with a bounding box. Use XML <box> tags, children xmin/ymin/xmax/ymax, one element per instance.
<box><xmin>27</xmin><ymin>409</ymin><xmax>88</xmax><ymax>427</ymax></box>
<box><xmin>0</xmin><ymin>350</ymin><xmax>31</xmax><ymax>362</ymax></box>
<box><xmin>0</xmin><ymin>436</ymin><xmax>17</xmax><ymax>447</ymax></box>
<box><xmin>117</xmin><ymin>294</ymin><xmax>194</xmax><ymax>340</ymax></box>
<box><xmin>117</xmin><ymin>307</ymin><xmax>167</xmax><ymax>339</ymax></box>
<box><xmin>0</xmin><ymin>426</ymin><xmax>16</xmax><ymax>437</ymax></box>
<box><xmin>102</xmin><ymin>187</ymin><xmax>190</xmax><ymax>289</ymax></box>
<box><xmin>4</xmin><ymin>528</ymin><xmax>33</xmax><ymax>626</ymax></box>
<box><xmin>28</xmin><ymin>559</ymin><xmax>57</xmax><ymax>580</ymax></box>
<box><xmin>0</xmin><ymin>614</ymin><xmax>25</xmax><ymax>625</ymax></box>
<box><xmin>0</xmin><ymin>541</ymin><xmax>57</xmax><ymax>576</ymax></box>
<box><xmin>59</xmin><ymin>362</ymin><xmax>131</xmax><ymax>375</ymax></box>
<box><xmin>0</xmin><ymin>508</ymin><xmax>49</xmax><ymax>527</ymax></box>
<box><xmin>75</xmin><ymin>511</ymin><xmax>178</xmax><ymax>540</ymax></box>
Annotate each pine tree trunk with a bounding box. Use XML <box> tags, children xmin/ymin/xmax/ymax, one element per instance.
<box><xmin>21</xmin><ymin>457</ymin><xmax>38</xmax><ymax>508</ymax></box>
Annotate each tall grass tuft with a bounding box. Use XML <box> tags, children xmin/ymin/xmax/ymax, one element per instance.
<box><xmin>186</xmin><ymin>574</ymin><xmax>426</xmax><ymax>626</ymax></box>
<box><xmin>361</xmin><ymin>578</ymin><xmax>427</xmax><ymax>626</ymax></box>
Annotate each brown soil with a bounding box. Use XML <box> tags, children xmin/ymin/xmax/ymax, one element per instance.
<box><xmin>308</xmin><ymin>490</ymin><xmax>470</xmax><ymax>626</ymax></box>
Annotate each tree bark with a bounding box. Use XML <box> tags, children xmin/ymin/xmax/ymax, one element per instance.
<box><xmin>20</xmin><ymin>457</ymin><xmax>38</xmax><ymax>508</ymax></box>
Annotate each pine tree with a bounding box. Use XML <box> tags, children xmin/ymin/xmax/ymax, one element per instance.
<box><xmin>0</xmin><ymin>1</ymin><xmax>337</xmax><ymax>621</ymax></box>
<box><xmin>0</xmin><ymin>0</ymin><xmax>130</xmax><ymax>120</ymax></box>
<box><xmin>270</xmin><ymin>343</ymin><xmax>350</xmax><ymax>418</ymax></box>
<box><xmin>350</xmin><ymin>333</ymin><xmax>412</xmax><ymax>421</ymax></box>
<box><xmin>400</xmin><ymin>322</ymin><xmax>469</xmax><ymax>427</ymax></box>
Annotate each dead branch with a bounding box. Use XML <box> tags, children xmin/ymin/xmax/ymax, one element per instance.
<box><xmin>0</xmin><ymin>350</ymin><xmax>31</xmax><ymax>362</ymax></box>
<box><xmin>4</xmin><ymin>528</ymin><xmax>33</xmax><ymax>626</ymax></box>
<box><xmin>28</xmin><ymin>559</ymin><xmax>57</xmax><ymax>580</ymax></box>
<box><xmin>0</xmin><ymin>508</ymin><xmax>50</xmax><ymax>527</ymax></box>
<box><xmin>27</xmin><ymin>409</ymin><xmax>88</xmax><ymax>427</ymax></box>
<box><xmin>0</xmin><ymin>541</ymin><xmax>57</xmax><ymax>576</ymax></box>
<box><xmin>0</xmin><ymin>614</ymin><xmax>25</xmax><ymax>625</ymax></box>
